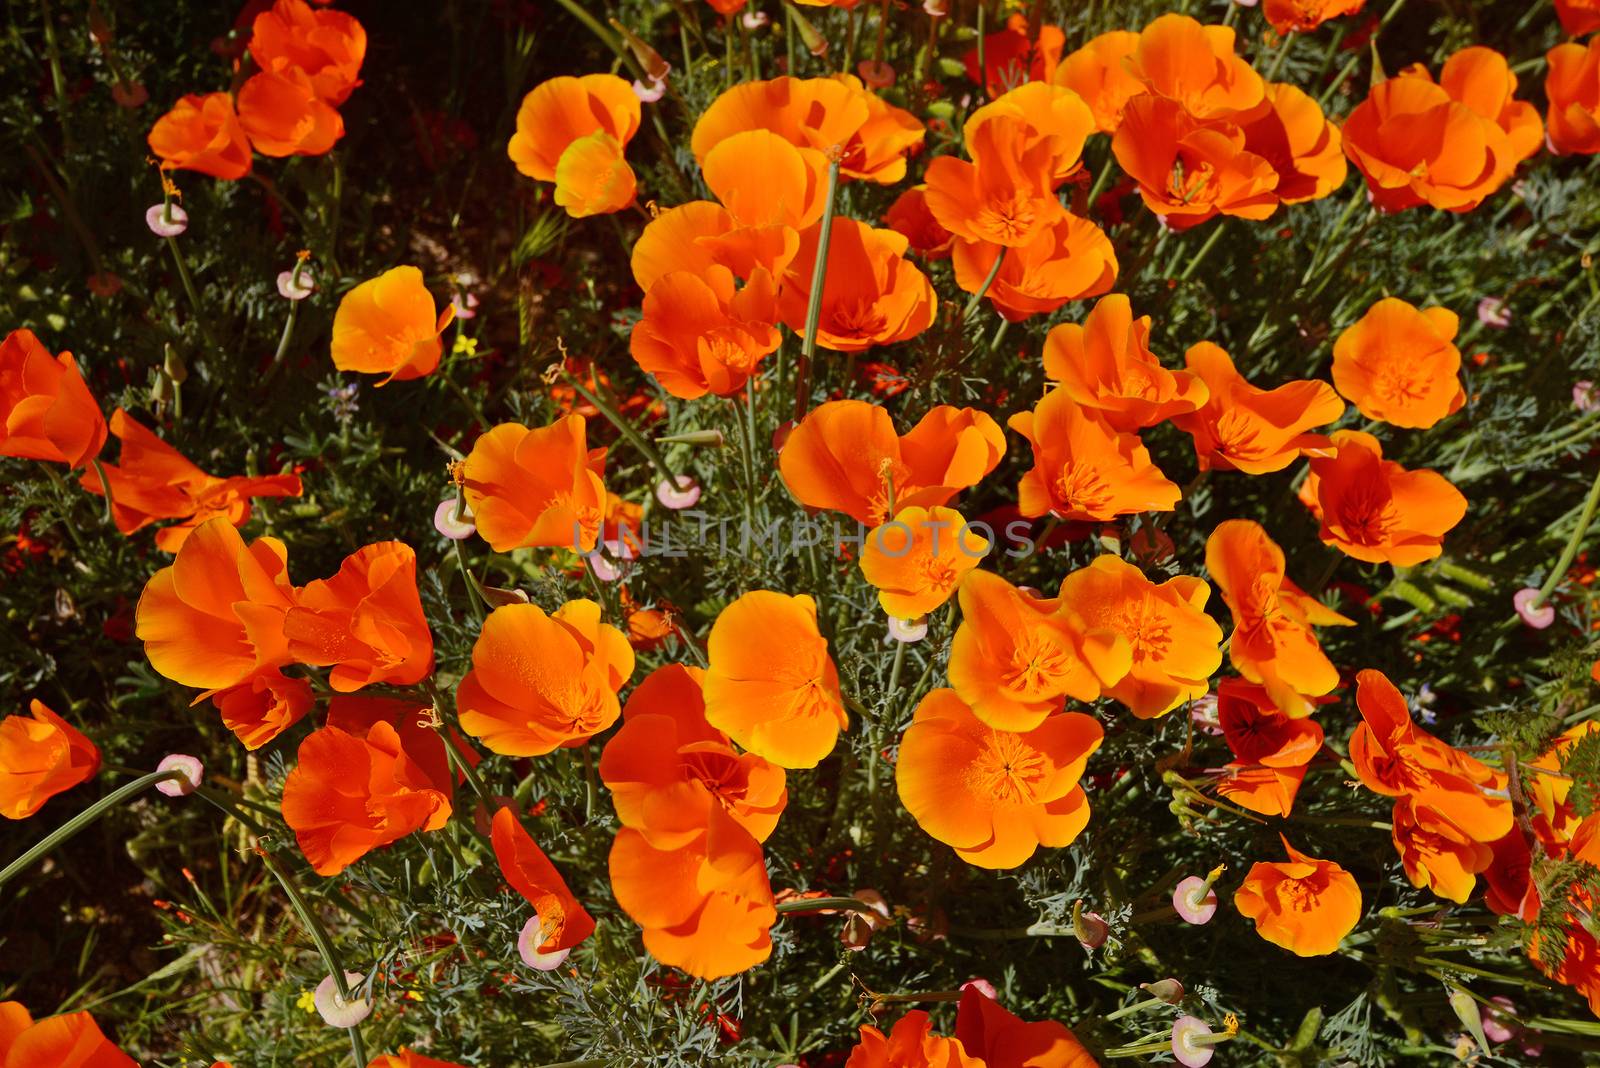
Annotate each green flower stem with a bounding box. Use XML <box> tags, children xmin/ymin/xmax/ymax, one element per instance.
<box><xmin>421</xmin><ymin>676</ymin><xmax>495</xmax><ymax>810</ymax></box>
<box><xmin>1531</xmin><ymin>462</ymin><xmax>1600</xmax><ymax>610</ymax></box>
<box><xmin>1318</xmin><ymin>0</ymin><xmax>1409</xmax><ymax>106</ymax></box>
<box><xmin>961</xmin><ymin>249</ymin><xmax>1005</xmax><ymax>322</ymax></box>
<box><xmin>1264</xmin><ymin>31</ymin><xmax>1294</xmax><ymax>81</ymax></box>
<box><xmin>1176</xmin><ymin>221</ymin><xmax>1226</xmax><ymax>283</ymax></box>
<box><xmin>454</xmin><ymin>538</ymin><xmax>490</xmax><ymax>622</ymax></box>
<box><xmin>0</xmin><ymin>768</ymin><xmax>186</xmax><ymax>890</ymax></box>
<box><xmin>166</xmin><ymin>235</ymin><xmax>216</xmax><ymax>351</ymax></box>
<box><xmin>774</xmin><ymin>895</ymin><xmax>890</xmax><ymax>917</ymax></box>
<box><xmin>794</xmin><ymin>159</ymin><xmax>842</xmax><ymax>422</ymax></box>
<box><xmin>581</xmin><ymin>743</ymin><xmax>599</xmax><ymax>824</ymax></box>
<box><xmin>1104</xmin><ymin>996</ymin><xmax>1166</xmax><ymax>1021</ymax></box>
<box><xmin>559</xmin><ymin>371</ymin><xmax>679</xmax><ymax>490</ymax></box>
<box><xmin>89</xmin><ymin>457</ymin><xmax>116</xmax><ymax>525</ymax></box>
<box><xmin>886</xmin><ymin>639</ymin><xmax>906</xmax><ymax>701</ymax></box>
<box><xmin>1085</xmin><ymin>152</ymin><xmax>1117</xmax><ymax>214</ymax></box>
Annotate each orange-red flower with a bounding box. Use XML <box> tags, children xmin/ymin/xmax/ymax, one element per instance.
<box><xmin>1239</xmin><ymin>82</ymin><xmax>1348</xmax><ymax>204</ymax></box>
<box><xmin>1390</xmin><ymin>794</ymin><xmax>1497</xmax><ymax>903</ymax></box>
<box><xmin>1218</xmin><ymin>679</ymin><xmax>1324</xmax><ymax>767</ymax></box>
<box><xmin>80</xmin><ymin>410</ymin><xmax>303</xmax><ymax>552</ymax></box>
<box><xmin>326</xmin><ymin>694</ymin><xmax>475</xmax><ymax>801</ymax></box>
<box><xmin>1557</xmin><ymin>0</ymin><xmax>1600</xmax><ymax>35</ymax></box>
<box><xmin>947</xmin><ymin>569</ymin><xmax>1130</xmax><ymax>731</ymax></box>
<box><xmin>704</xmin><ymin>591</ymin><xmax>845</xmax><ymax>769</ymax></box>
<box><xmin>0</xmin><ymin>701</ymin><xmax>100</xmax><ymax>820</ymax></box>
<box><xmin>283</xmin><ymin>542</ymin><xmax>433</xmax><ymax>691</ymax></box>
<box><xmin>1008</xmin><ymin>390</ymin><xmax>1182</xmax><ymax>521</ymax></box>
<box><xmin>953</xmin><ymin>987</ymin><xmax>1099</xmax><ymax>1068</ymax></box>
<box><xmin>1113</xmin><ymin>95</ymin><xmax>1280</xmax><ymax>230</ymax></box>
<box><xmin>1331</xmin><ymin>298</ymin><xmax>1464</xmax><ymax>428</ymax></box>
<box><xmin>1053</xmin><ymin>30</ymin><xmax>1142</xmax><ymax>134</ymax></box>
<box><xmin>1216</xmin><ymin>762</ymin><xmax>1309</xmax><ymax>818</ymax></box>
<box><xmin>962</xmin><ymin>13</ymin><xmax>1065</xmax><ymax>97</ymax></box>
<box><xmin>209</xmin><ymin>669</ymin><xmax>314</xmax><ymax>750</ymax></box>
<box><xmin>148</xmin><ymin>93</ymin><xmax>253</xmax><ymax>179</ymax></box>
<box><xmin>1172</xmin><ymin>341</ymin><xmax>1343</xmax><ymax>474</ymax></box>
<box><xmin>600</xmin><ymin>664</ymin><xmax>787</xmax><ymax>849</ymax></box>
<box><xmin>1527</xmin><ymin>722</ymin><xmax>1599</xmax><ymax>850</ymax></box>
<box><xmin>1234</xmin><ymin>836</ymin><xmax>1361</xmax><ymax>956</ymax></box>
<box><xmin>859</xmin><ymin>506</ymin><xmax>989</xmax><ymax>620</ymax></box>
<box><xmin>609</xmin><ymin>804</ymin><xmax>777</xmax><ymax>979</ymax></box>
<box><xmin>950</xmin><ymin>213</ymin><xmax>1118</xmax><ymax>323</ymax></box>
<box><xmin>0</xmin><ymin>1002</ymin><xmax>136</xmax><ymax>1068</ymax></box>
<box><xmin>330</xmin><ymin>266</ymin><xmax>454</xmax><ymax>384</ymax></box>
<box><xmin>1042</xmin><ymin>294</ymin><xmax>1208</xmax><ymax>431</ymax></box>
<box><xmin>236</xmin><ymin>68</ymin><xmax>343</xmax><ymax>157</ymax></box>
<box><xmin>1205</xmin><ymin>519</ymin><xmax>1354</xmax><ymax>716</ymax></box>
<box><xmin>1123</xmin><ymin>14</ymin><xmax>1265</xmax><ymax>121</ymax></box>
<box><xmin>457</xmin><ymin>600</ymin><xmax>634</xmax><ymax>756</ymax></box>
<box><xmin>883</xmin><ymin>186</ymin><xmax>954</xmax><ymax>259</ymax></box>
<box><xmin>461</xmin><ymin>415</ymin><xmax>608</xmax><ymax>552</ymax></box>
<box><xmin>1263</xmin><ymin>0</ymin><xmax>1364</xmax><ymax>34</ymax></box>
<box><xmin>779</xmin><ymin>400</ymin><xmax>1006</xmax><ymax>526</ymax></box>
<box><xmin>247</xmin><ymin>0</ymin><xmax>366</xmax><ymax>106</ymax></box>
<box><xmin>136</xmin><ymin>517</ymin><xmax>297</xmax><ymax>692</ymax></box>
<box><xmin>508</xmin><ymin>74</ymin><xmax>640</xmax><ymax>217</ymax></box>
<box><xmin>1342</xmin><ymin>49</ymin><xmax>1536</xmax><ymax>213</ymax></box>
<box><xmin>691</xmin><ymin>76</ymin><xmax>924</xmax><ymax>186</ymax></box>
<box><xmin>367</xmin><ymin>1053</ymin><xmax>466</xmax><ymax>1068</ymax></box>
<box><xmin>1545</xmin><ymin>37</ymin><xmax>1600</xmax><ymax>157</ymax></box>
<box><xmin>924</xmin><ymin>100</ymin><xmax>1081</xmax><ymax>249</ymax></box>
<box><xmin>844</xmin><ymin>1009</ymin><xmax>984</xmax><ymax>1068</ymax></box>
<box><xmin>630</xmin><ymin>266</ymin><xmax>781</xmax><ymax>399</ymax></box>
<box><xmin>281</xmin><ymin>718</ymin><xmax>452</xmax><ymax>875</ymax></box>
<box><xmin>491</xmin><ymin>806</ymin><xmax>595</xmax><ymax>955</ymax></box>
<box><xmin>778</xmin><ymin>218</ymin><xmax>936</xmax><ymax>352</ymax></box>
<box><xmin>1299</xmin><ymin>431</ymin><xmax>1467</xmax><ymax>566</ymax></box>
<box><xmin>0</xmin><ymin>328</ymin><xmax>107</xmax><ymax>469</ymax></box>
<box><xmin>1057</xmin><ymin>555</ymin><xmax>1222</xmax><ymax>719</ymax></box>
<box><xmin>896</xmin><ymin>687</ymin><xmax>1101</xmax><ymax>868</ymax></box>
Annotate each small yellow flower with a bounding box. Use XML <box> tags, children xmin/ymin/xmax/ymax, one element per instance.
<box><xmin>452</xmin><ymin>334</ymin><xmax>478</xmax><ymax>357</ymax></box>
<box><xmin>296</xmin><ymin>989</ymin><xmax>317</xmax><ymax>1014</ymax></box>
<box><xmin>404</xmin><ymin>989</ymin><xmax>424</xmax><ymax>1002</ymax></box>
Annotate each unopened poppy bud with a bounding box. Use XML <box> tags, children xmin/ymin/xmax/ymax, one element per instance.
<box><xmin>434</xmin><ymin>498</ymin><xmax>476</xmax><ymax>540</ymax></box>
<box><xmin>155</xmin><ymin>753</ymin><xmax>203</xmax><ymax>797</ymax></box>
<box><xmin>150</xmin><ymin>372</ymin><xmax>172</xmax><ymax>405</ymax></box>
<box><xmin>655</xmin><ymin>429</ymin><xmax>726</xmax><ymax>447</ymax></box>
<box><xmin>788</xmin><ymin>4</ymin><xmax>828</xmax><ymax>56</ymax></box>
<box><xmin>1141</xmin><ymin>978</ymin><xmax>1185</xmax><ymax>1004</ymax></box>
<box><xmin>609</xmin><ymin>19</ymin><xmax>671</xmax><ymax>82</ymax></box>
<box><xmin>163</xmin><ymin>345</ymin><xmax>188</xmax><ymax>385</ymax></box>
<box><xmin>519</xmin><ymin>912</ymin><xmax>572</xmax><ymax>971</ymax></box>
<box><xmin>1512</xmin><ymin>587</ymin><xmax>1554</xmax><ymax>629</ymax></box>
<box><xmin>1448</xmin><ymin>987</ymin><xmax>1490</xmax><ymax>1055</ymax></box>
<box><xmin>313</xmin><ymin>972</ymin><xmax>372</xmax><ymax>1028</ymax></box>
<box><xmin>145</xmin><ymin>203</ymin><xmax>188</xmax><ymax>237</ymax></box>
<box><xmin>857</xmin><ymin>60</ymin><xmax>895</xmax><ymax>88</ymax></box>
<box><xmin>1072</xmin><ymin>900</ymin><xmax>1109</xmax><ymax>949</ymax></box>
<box><xmin>840</xmin><ymin>890</ymin><xmax>892</xmax><ymax>950</ymax></box>
<box><xmin>656</xmin><ymin>475</ymin><xmax>701</xmax><ymax>509</ymax></box>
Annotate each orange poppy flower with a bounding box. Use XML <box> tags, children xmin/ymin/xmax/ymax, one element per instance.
<box><xmin>327</xmin><ymin>694</ymin><xmax>476</xmax><ymax>800</ymax></box>
<box><xmin>1557</xmin><ymin>0</ymin><xmax>1600</xmax><ymax>34</ymax></box>
<box><xmin>1054</xmin><ymin>30</ymin><xmax>1142</xmax><ymax>134</ymax></box>
<box><xmin>0</xmin><ymin>328</ymin><xmax>107</xmax><ymax>470</ymax></box>
<box><xmin>844</xmin><ymin>1010</ymin><xmax>983</xmax><ymax>1068</ymax></box>
<box><xmin>952</xmin><ymin>213</ymin><xmax>1117</xmax><ymax>323</ymax></box>
<box><xmin>778</xmin><ymin>400</ymin><xmax>1006</xmax><ymax>526</ymax></box>
<box><xmin>702</xmin><ymin>128</ymin><xmax>828</xmax><ymax>232</ymax></box>
<box><xmin>236</xmin><ymin>68</ymin><xmax>343</xmax><ymax>158</ymax></box>
<box><xmin>330</xmin><ymin>266</ymin><xmax>454</xmax><ymax>384</ymax></box>
<box><xmin>883</xmin><ymin>186</ymin><xmax>954</xmax><ymax>259</ymax></box>
<box><xmin>508</xmin><ymin>74</ymin><xmax>640</xmax><ymax>218</ymax></box>
<box><xmin>0</xmin><ymin>1003</ymin><xmax>136</xmax><ymax>1068</ymax></box>
<box><xmin>703</xmin><ymin>591</ymin><xmax>845</xmax><ymax>769</ymax></box>
<box><xmin>1240</xmin><ymin>82</ymin><xmax>1347</xmax><ymax>204</ymax></box>
<box><xmin>1172</xmin><ymin>341</ymin><xmax>1343</xmax><ymax>474</ymax></box>
<box><xmin>1204</xmin><ymin>520</ymin><xmax>1354</xmax><ymax>716</ymax></box>
<box><xmin>1346</xmin><ymin>669</ymin><xmax>1513</xmax><ymax>836</ymax></box>
<box><xmin>1263</xmin><ymin>0</ymin><xmax>1364</xmax><ymax>34</ymax></box>
<box><xmin>368</xmin><ymin>1053</ymin><xmax>466</xmax><ymax>1068</ymax></box>
<box><xmin>147</xmin><ymin>93</ymin><xmax>253</xmax><ymax>180</ymax></box>
<box><xmin>1124</xmin><ymin>14</ymin><xmax>1266</xmax><ymax>121</ymax></box>
<box><xmin>609</xmin><ymin>804</ymin><xmax>777</xmax><ymax>979</ymax></box>
<box><xmin>1042</xmin><ymin>294</ymin><xmax>1208</xmax><ymax>431</ymax></box>
<box><xmin>1547</xmin><ymin>38</ymin><xmax>1600</xmax><ymax>156</ymax></box>
<box><xmin>963</xmin><ymin>13</ymin><xmax>1065</xmax><ymax>97</ymax></box>
<box><xmin>631</xmin><ymin>200</ymin><xmax>797</xmax><ymax>294</ymax></box>
<box><xmin>1331</xmin><ymin>298</ymin><xmax>1464</xmax><ymax>428</ymax></box>
<box><xmin>80</xmin><ymin>409</ymin><xmax>303</xmax><ymax>552</ymax></box>
<box><xmin>209</xmin><ymin>668</ymin><xmax>314</xmax><ymax>750</ymax></box>
<box><xmin>896</xmin><ymin>687</ymin><xmax>1102</xmax><ymax>868</ymax></box>
<box><xmin>457</xmin><ymin>599</ymin><xmax>634</xmax><ymax>756</ymax></box>
<box><xmin>1216</xmin><ymin>762</ymin><xmax>1308</xmax><ymax>817</ymax></box>
<box><xmin>461</xmin><ymin>415</ymin><xmax>608</xmax><ymax>552</ymax></box>
<box><xmin>924</xmin><ymin>115</ymin><xmax>1068</xmax><ymax>250</ymax></box>
<box><xmin>491</xmin><ymin>806</ymin><xmax>595</xmax><ymax>955</ymax></box>
<box><xmin>0</xmin><ymin>701</ymin><xmax>100</xmax><ymax>820</ymax></box>
<box><xmin>248</xmin><ymin>0</ymin><xmax>366</xmax><ymax>106</ymax></box>
<box><xmin>1529</xmin><ymin>892</ymin><xmax>1600</xmax><ymax>1018</ymax></box>
<box><xmin>778</xmin><ymin>218</ymin><xmax>936</xmax><ymax>352</ymax></box>
<box><xmin>1113</xmin><ymin>95</ymin><xmax>1280</xmax><ymax>230</ymax></box>
<box><xmin>1057</xmin><ymin>555</ymin><xmax>1222</xmax><ymax>719</ymax></box>
<box><xmin>283</xmin><ymin>541</ymin><xmax>433</xmax><ymax>691</ymax></box>
<box><xmin>1234</xmin><ymin>836</ymin><xmax>1361</xmax><ymax>956</ymax></box>
<box><xmin>1217</xmin><ymin>678</ymin><xmax>1324</xmax><ymax>766</ymax></box>
<box><xmin>1527</xmin><ymin>722</ymin><xmax>1598</xmax><ymax>849</ymax></box>
<box><xmin>281</xmin><ymin>719</ymin><xmax>452</xmax><ymax>875</ymax></box>
<box><xmin>136</xmin><ymin>517</ymin><xmax>297</xmax><ymax>692</ymax></box>
<box><xmin>690</xmin><ymin>76</ymin><xmax>923</xmax><ymax>186</ymax></box>
<box><xmin>1009</xmin><ymin>389</ymin><xmax>1183</xmax><ymax>521</ymax></box>
<box><xmin>859</xmin><ymin>506</ymin><xmax>989</xmax><ymax>619</ymax></box>
<box><xmin>632</xmin><ymin>266</ymin><xmax>779</xmax><ymax>401</ymax></box>
<box><xmin>1390</xmin><ymin>795</ymin><xmax>1496</xmax><ymax>903</ymax></box>
<box><xmin>1341</xmin><ymin>56</ymin><xmax>1526</xmax><ymax>213</ymax></box>
<box><xmin>1299</xmin><ymin>431</ymin><xmax>1468</xmax><ymax>566</ymax></box>
<box><xmin>947</xmin><ymin>569</ymin><xmax>1130</xmax><ymax>731</ymax></box>
<box><xmin>599</xmin><ymin>664</ymin><xmax>788</xmax><ymax>849</ymax></box>
<box><xmin>953</xmin><ymin>987</ymin><xmax>1099</xmax><ymax>1068</ymax></box>
<box><xmin>1437</xmin><ymin>47</ymin><xmax>1543</xmax><ymax>165</ymax></box>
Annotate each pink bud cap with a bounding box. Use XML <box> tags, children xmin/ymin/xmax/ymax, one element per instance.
<box><xmin>1173</xmin><ymin>876</ymin><xmax>1218</xmax><ymax>925</ymax></box>
<box><xmin>655</xmin><ymin>476</ymin><xmax>701</xmax><ymax>509</ymax></box>
<box><xmin>433</xmin><ymin>499</ymin><xmax>476</xmax><ymax>540</ymax></box>
<box><xmin>155</xmin><ymin>754</ymin><xmax>203</xmax><ymax>797</ymax></box>
<box><xmin>518</xmin><ymin>913</ymin><xmax>571</xmax><ymax>971</ymax></box>
<box><xmin>277</xmin><ymin>267</ymin><xmax>316</xmax><ymax>300</ymax></box>
<box><xmin>1171</xmin><ymin>1016</ymin><xmax>1215</xmax><ymax>1067</ymax></box>
<box><xmin>313</xmin><ymin>972</ymin><xmax>372</xmax><ymax>1028</ymax></box>
<box><xmin>1513</xmin><ymin>588</ymin><xmax>1554</xmax><ymax>629</ymax></box>
<box><xmin>887</xmin><ymin>615</ymin><xmax>928</xmax><ymax>643</ymax></box>
<box><xmin>146</xmin><ymin>203</ymin><xmax>188</xmax><ymax>237</ymax></box>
